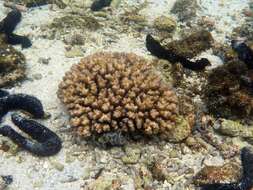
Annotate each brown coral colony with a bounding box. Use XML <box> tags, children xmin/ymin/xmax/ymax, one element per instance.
<box><xmin>58</xmin><ymin>52</ymin><xmax>182</xmax><ymax>139</ymax></box>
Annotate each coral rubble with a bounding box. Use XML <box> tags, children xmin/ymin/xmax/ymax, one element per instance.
<box><xmin>193</xmin><ymin>163</ymin><xmax>241</xmax><ymax>186</ymax></box>
<box><xmin>197</xmin><ymin>147</ymin><xmax>253</xmax><ymax>190</ymax></box>
<box><xmin>58</xmin><ymin>52</ymin><xmax>191</xmax><ymax>142</ymax></box>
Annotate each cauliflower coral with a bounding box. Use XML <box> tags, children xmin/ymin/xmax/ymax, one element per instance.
<box><xmin>58</xmin><ymin>52</ymin><xmax>191</xmax><ymax>142</ymax></box>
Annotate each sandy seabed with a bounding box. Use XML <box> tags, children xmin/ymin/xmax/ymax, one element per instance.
<box><xmin>0</xmin><ymin>0</ymin><xmax>250</xmax><ymax>189</ymax></box>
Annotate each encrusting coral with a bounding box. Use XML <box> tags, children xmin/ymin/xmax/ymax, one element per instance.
<box><xmin>58</xmin><ymin>52</ymin><xmax>191</xmax><ymax>142</ymax></box>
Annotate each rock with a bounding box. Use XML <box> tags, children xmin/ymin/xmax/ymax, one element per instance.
<box><xmin>219</xmin><ymin>120</ymin><xmax>245</xmax><ymax>137</ymax></box>
<box><xmin>82</xmin><ymin>168</ymin><xmax>91</xmax><ymax>180</ymax></box>
<box><xmin>111</xmin><ymin>0</ymin><xmax>121</xmax><ymax>8</ymax></box>
<box><xmin>0</xmin><ymin>137</ymin><xmax>20</xmax><ymax>156</ymax></box>
<box><xmin>171</xmin><ymin>0</ymin><xmax>197</xmax><ymax>22</ymax></box>
<box><xmin>218</xmin><ymin>119</ymin><xmax>253</xmax><ymax>145</ymax></box>
<box><xmin>204</xmin><ymin>61</ymin><xmax>253</xmax><ymax>118</ymax></box>
<box><xmin>0</xmin><ymin>177</ymin><xmax>7</xmax><ymax>190</ymax></box>
<box><xmin>32</xmin><ymin>73</ymin><xmax>43</xmax><ymax>80</ymax></box>
<box><xmin>193</xmin><ymin>162</ymin><xmax>241</xmax><ymax>186</ymax></box>
<box><xmin>65</xmin><ymin>47</ymin><xmax>84</xmax><ymax>58</ymax></box>
<box><xmin>139</xmin><ymin>165</ymin><xmax>153</xmax><ymax>187</ymax></box>
<box><xmin>162</xmin><ymin>30</ymin><xmax>213</xmax><ymax>59</ymax></box>
<box><xmin>0</xmin><ymin>35</ymin><xmax>26</xmax><ymax>87</ymax></box>
<box><xmin>88</xmin><ymin>176</ymin><xmax>117</xmax><ymax>190</ymax></box>
<box><xmin>153</xmin><ymin>16</ymin><xmax>177</xmax><ymax>33</ymax></box>
<box><xmin>64</xmin><ymin>34</ymin><xmax>85</xmax><ymax>46</ymax></box>
<box><xmin>162</xmin><ymin>116</ymin><xmax>192</xmax><ymax>143</ymax></box>
<box><xmin>121</xmin><ymin>145</ymin><xmax>141</xmax><ymax>164</ymax></box>
<box><xmin>12</xmin><ymin>0</ymin><xmax>67</xmax><ymax>8</ymax></box>
<box><xmin>49</xmin><ymin>159</ymin><xmax>64</xmax><ymax>171</ymax></box>
<box><xmin>49</xmin><ymin>14</ymin><xmax>100</xmax><ymax>37</ymax></box>
<box><xmin>38</xmin><ymin>57</ymin><xmax>50</xmax><ymax>65</ymax></box>
<box><xmin>150</xmin><ymin>162</ymin><xmax>167</xmax><ymax>181</ymax></box>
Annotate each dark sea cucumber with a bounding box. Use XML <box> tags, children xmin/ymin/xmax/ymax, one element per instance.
<box><xmin>0</xmin><ymin>90</ymin><xmax>62</xmax><ymax>156</ymax></box>
<box><xmin>231</xmin><ymin>40</ymin><xmax>253</xmax><ymax>69</ymax></box>
<box><xmin>200</xmin><ymin>147</ymin><xmax>253</xmax><ymax>190</ymax></box>
<box><xmin>0</xmin><ymin>93</ymin><xmax>45</xmax><ymax>119</ymax></box>
<box><xmin>1</xmin><ymin>175</ymin><xmax>13</xmax><ymax>185</ymax></box>
<box><xmin>0</xmin><ymin>90</ymin><xmax>9</xmax><ymax>98</ymax></box>
<box><xmin>0</xmin><ymin>10</ymin><xmax>32</xmax><ymax>48</ymax></box>
<box><xmin>146</xmin><ymin>34</ymin><xmax>210</xmax><ymax>71</ymax></box>
<box><xmin>91</xmin><ymin>0</ymin><xmax>112</xmax><ymax>11</ymax></box>
<box><xmin>0</xmin><ymin>113</ymin><xmax>62</xmax><ymax>156</ymax></box>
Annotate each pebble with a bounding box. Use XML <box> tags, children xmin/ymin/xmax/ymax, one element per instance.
<box><xmin>121</xmin><ymin>145</ymin><xmax>141</xmax><ymax>164</ymax></box>
<box><xmin>32</xmin><ymin>73</ymin><xmax>43</xmax><ymax>80</ymax></box>
<box><xmin>65</xmin><ymin>47</ymin><xmax>84</xmax><ymax>58</ymax></box>
<box><xmin>38</xmin><ymin>57</ymin><xmax>50</xmax><ymax>65</ymax></box>
<box><xmin>49</xmin><ymin>159</ymin><xmax>64</xmax><ymax>171</ymax></box>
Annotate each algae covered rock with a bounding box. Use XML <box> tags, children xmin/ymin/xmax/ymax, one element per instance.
<box><xmin>48</xmin><ymin>14</ymin><xmax>100</xmax><ymax>38</ymax></box>
<box><xmin>193</xmin><ymin>163</ymin><xmax>241</xmax><ymax>186</ymax></box>
<box><xmin>88</xmin><ymin>176</ymin><xmax>119</xmax><ymax>190</ymax></box>
<box><xmin>204</xmin><ymin>61</ymin><xmax>253</xmax><ymax>118</ymax></box>
<box><xmin>11</xmin><ymin>0</ymin><xmax>67</xmax><ymax>8</ymax></box>
<box><xmin>219</xmin><ymin>119</ymin><xmax>245</xmax><ymax>137</ymax></box>
<box><xmin>121</xmin><ymin>145</ymin><xmax>141</xmax><ymax>164</ymax></box>
<box><xmin>0</xmin><ymin>35</ymin><xmax>26</xmax><ymax>87</ymax></box>
<box><xmin>161</xmin><ymin>116</ymin><xmax>191</xmax><ymax>143</ymax></box>
<box><xmin>163</xmin><ymin>30</ymin><xmax>213</xmax><ymax>59</ymax></box>
<box><xmin>171</xmin><ymin>0</ymin><xmax>198</xmax><ymax>22</ymax></box>
<box><xmin>58</xmin><ymin>52</ymin><xmax>192</xmax><ymax>142</ymax></box>
<box><xmin>153</xmin><ymin>16</ymin><xmax>177</xmax><ymax>33</ymax></box>
<box><xmin>218</xmin><ymin>119</ymin><xmax>253</xmax><ymax>144</ymax></box>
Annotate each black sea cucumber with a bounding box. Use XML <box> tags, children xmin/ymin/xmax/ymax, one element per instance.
<box><xmin>1</xmin><ymin>175</ymin><xmax>13</xmax><ymax>185</ymax></box>
<box><xmin>0</xmin><ymin>9</ymin><xmax>32</xmax><ymax>48</ymax></box>
<box><xmin>0</xmin><ymin>90</ymin><xmax>9</xmax><ymax>98</ymax></box>
<box><xmin>91</xmin><ymin>0</ymin><xmax>112</xmax><ymax>11</ymax></box>
<box><xmin>0</xmin><ymin>90</ymin><xmax>62</xmax><ymax>156</ymax></box>
<box><xmin>231</xmin><ymin>40</ymin><xmax>253</xmax><ymax>69</ymax></box>
<box><xmin>0</xmin><ymin>113</ymin><xmax>62</xmax><ymax>156</ymax></box>
<box><xmin>200</xmin><ymin>147</ymin><xmax>253</xmax><ymax>190</ymax></box>
<box><xmin>0</xmin><ymin>93</ymin><xmax>45</xmax><ymax>119</ymax></box>
<box><xmin>146</xmin><ymin>34</ymin><xmax>210</xmax><ymax>71</ymax></box>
